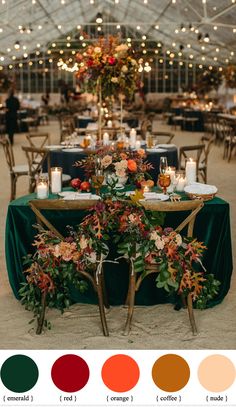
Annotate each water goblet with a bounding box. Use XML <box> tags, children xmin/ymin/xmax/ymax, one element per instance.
<box><xmin>158</xmin><ymin>173</ymin><xmax>171</xmax><ymax>194</ymax></box>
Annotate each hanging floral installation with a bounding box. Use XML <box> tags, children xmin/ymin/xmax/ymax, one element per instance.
<box><xmin>224</xmin><ymin>65</ymin><xmax>236</xmax><ymax>88</ymax></box>
<box><xmin>19</xmin><ymin>197</ymin><xmax>220</xmax><ymax>332</ymax></box>
<box><xmin>75</xmin><ymin>36</ymin><xmax>140</xmax><ymax>99</ymax></box>
<box><xmin>195</xmin><ymin>68</ymin><xmax>223</xmax><ymax>95</ymax></box>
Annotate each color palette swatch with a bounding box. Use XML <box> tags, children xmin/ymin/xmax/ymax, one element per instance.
<box><xmin>0</xmin><ymin>351</ymin><xmax>235</xmax><ymax>406</ymax></box>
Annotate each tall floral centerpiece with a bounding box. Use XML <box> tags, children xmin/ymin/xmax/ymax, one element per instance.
<box><xmin>75</xmin><ymin>36</ymin><xmax>140</xmax><ymax>140</ymax></box>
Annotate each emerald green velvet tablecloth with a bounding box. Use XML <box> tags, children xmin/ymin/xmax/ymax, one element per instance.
<box><xmin>5</xmin><ymin>193</ymin><xmax>233</xmax><ymax>307</ymax></box>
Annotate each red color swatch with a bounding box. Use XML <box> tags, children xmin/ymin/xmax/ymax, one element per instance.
<box><xmin>51</xmin><ymin>354</ymin><xmax>89</xmax><ymax>392</ymax></box>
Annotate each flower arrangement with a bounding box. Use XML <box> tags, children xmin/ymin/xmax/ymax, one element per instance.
<box><xmin>224</xmin><ymin>65</ymin><xmax>236</xmax><ymax>88</ymax></box>
<box><xmin>74</xmin><ymin>147</ymin><xmax>153</xmax><ymax>184</ymax></box>
<box><xmin>75</xmin><ymin>36</ymin><xmax>140</xmax><ymax>99</ymax></box>
<box><xmin>19</xmin><ymin>197</ymin><xmax>220</xmax><ymax>332</ymax></box>
<box><xmin>195</xmin><ymin>68</ymin><xmax>223</xmax><ymax>95</ymax></box>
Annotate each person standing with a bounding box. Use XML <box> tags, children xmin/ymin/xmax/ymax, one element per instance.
<box><xmin>5</xmin><ymin>89</ymin><xmax>20</xmax><ymax>145</ymax></box>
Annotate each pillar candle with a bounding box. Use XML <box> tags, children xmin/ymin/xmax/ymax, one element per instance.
<box><xmin>107</xmin><ymin>120</ymin><xmax>112</xmax><ymax>128</ymax></box>
<box><xmin>103</xmin><ymin>132</ymin><xmax>109</xmax><ymax>146</ymax></box>
<box><xmin>130</xmin><ymin>128</ymin><xmax>137</xmax><ymax>148</ymax></box>
<box><xmin>176</xmin><ymin>176</ymin><xmax>186</xmax><ymax>192</ymax></box>
<box><xmin>135</xmin><ymin>140</ymin><xmax>141</xmax><ymax>150</ymax></box>
<box><xmin>51</xmin><ymin>167</ymin><xmax>62</xmax><ymax>193</ymax></box>
<box><xmin>165</xmin><ymin>166</ymin><xmax>176</xmax><ymax>182</ymax></box>
<box><xmin>36</xmin><ymin>181</ymin><xmax>48</xmax><ymax>199</ymax></box>
<box><xmin>185</xmin><ymin>158</ymin><xmax>196</xmax><ymax>185</ymax></box>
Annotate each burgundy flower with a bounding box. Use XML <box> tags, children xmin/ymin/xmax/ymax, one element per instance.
<box><xmin>108</xmin><ymin>56</ymin><xmax>116</xmax><ymax>65</ymax></box>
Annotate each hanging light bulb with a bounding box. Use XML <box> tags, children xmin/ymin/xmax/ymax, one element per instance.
<box><xmin>14</xmin><ymin>41</ymin><xmax>20</xmax><ymax>50</ymax></box>
<box><xmin>204</xmin><ymin>33</ymin><xmax>210</xmax><ymax>42</ymax></box>
<box><xmin>96</xmin><ymin>12</ymin><xmax>103</xmax><ymax>24</ymax></box>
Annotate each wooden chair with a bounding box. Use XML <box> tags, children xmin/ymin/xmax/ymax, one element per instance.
<box><xmin>22</xmin><ymin>145</ymin><xmax>71</xmax><ymax>192</ymax></box>
<box><xmin>26</xmin><ymin>132</ymin><xmax>50</xmax><ymax>149</ymax></box>
<box><xmin>124</xmin><ymin>200</ymin><xmax>204</xmax><ymax>336</ymax></box>
<box><xmin>198</xmin><ymin>136</ymin><xmax>215</xmax><ymax>183</ymax></box>
<box><xmin>179</xmin><ymin>145</ymin><xmax>205</xmax><ymax>182</ymax></box>
<box><xmin>22</xmin><ymin>146</ymin><xmax>49</xmax><ymax>193</ymax></box>
<box><xmin>29</xmin><ymin>199</ymin><xmax>109</xmax><ymax>336</ymax></box>
<box><xmin>152</xmin><ymin>132</ymin><xmax>175</xmax><ymax>145</ymax></box>
<box><xmin>0</xmin><ymin>135</ymin><xmax>29</xmax><ymax>201</ymax></box>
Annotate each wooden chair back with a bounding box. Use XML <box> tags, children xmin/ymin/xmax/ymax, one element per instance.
<box><xmin>26</xmin><ymin>132</ymin><xmax>50</xmax><ymax>149</ymax></box>
<box><xmin>0</xmin><ymin>135</ymin><xmax>15</xmax><ymax>171</ymax></box>
<box><xmin>179</xmin><ymin>144</ymin><xmax>205</xmax><ymax>173</ymax></box>
<box><xmin>200</xmin><ymin>136</ymin><xmax>215</xmax><ymax>166</ymax></box>
<box><xmin>22</xmin><ymin>146</ymin><xmax>48</xmax><ymax>192</ymax></box>
<box><xmin>152</xmin><ymin>132</ymin><xmax>174</xmax><ymax>144</ymax></box>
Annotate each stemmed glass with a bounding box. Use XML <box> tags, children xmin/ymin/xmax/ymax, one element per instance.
<box><xmin>159</xmin><ymin>156</ymin><xmax>168</xmax><ymax>174</ymax></box>
<box><xmin>92</xmin><ymin>169</ymin><xmax>104</xmax><ymax>196</ymax></box>
<box><xmin>158</xmin><ymin>173</ymin><xmax>171</xmax><ymax>194</ymax></box>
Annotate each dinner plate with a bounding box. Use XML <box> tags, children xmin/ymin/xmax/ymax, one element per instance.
<box><xmin>156</xmin><ymin>144</ymin><xmax>176</xmax><ymax>148</ymax></box>
<box><xmin>62</xmin><ymin>148</ymin><xmax>84</xmax><ymax>152</ymax></box>
<box><xmin>140</xmin><ymin>193</ymin><xmax>169</xmax><ymax>202</ymax></box>
<box><xmin>146</xmin><ymin>148</ymin><xmax>168</xmax><ymax>153</ymax></box>
<box><xmin>45</xmin><ymin>145</ymin><xmax>63</xmax><ymax>150</ymax></box>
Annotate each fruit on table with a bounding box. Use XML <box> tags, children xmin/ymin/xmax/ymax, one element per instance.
<box><xmin>80</xmin><ymin>181</ymin><xmax>91</xmax><ymax>192</ymax></box>
<box><xmin>71</xmin><ymin>178</ymin><xmax>81</xmax><ymax>190</ymax></box>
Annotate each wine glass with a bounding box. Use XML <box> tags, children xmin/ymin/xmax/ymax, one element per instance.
<box><xmin>92</xmin><ymin>169</ymin><xmax>104</xmax><ymax>195</ymax></box>
<box><xmin>159</xmin><ymin>156</ymin><xmax>168</xmax><ymax>174</ymax></box>
<box><xmin>158</xmin><ymin>173</ymin><xmax>171</xmax><ymax>194</ymax></box>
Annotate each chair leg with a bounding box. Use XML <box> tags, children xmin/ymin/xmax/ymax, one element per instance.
<box><xmin>124</xmin><ymin>269</ymin><xmax>136</xmax><ymax>336</ymax></box>
<box><xmin>36</xmin><ymin>291</ymin><xmax>47</xmax><ymax>335</ymax></box>
<box><xmin>97</xmin><ymin>273</ymin><xmax>109</xmax><ymax>336</ymax></box>
<box><xmin>187</xmin><ymin>294</ymin><xmax>197</xmax><ymax>335</ymax></box>
<box><xmin>10</xmin><ymin>175</ymin><xmax>17</xmax><ymax>201</ymax></box>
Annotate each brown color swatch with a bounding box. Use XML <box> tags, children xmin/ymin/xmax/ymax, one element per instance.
<box><xmin>152</xmin><ymin>354</ymin><xmax>190</xmax><ymax>392</ymax></box>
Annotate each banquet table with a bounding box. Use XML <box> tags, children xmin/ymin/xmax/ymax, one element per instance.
<box><xmin>44</xmin><ymin>145</ymin><xmax>178</xmax><ymax>181</ymax></box>
<box><xmin>5</xmin><ymin>192</ymin><xmax>233</xmax><ymax>307</ymax></box>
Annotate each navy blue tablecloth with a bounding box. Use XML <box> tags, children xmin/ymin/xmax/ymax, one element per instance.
<box><xmin>44</xmin><ymin>147</ymin><xmax>178</xmax><ymax>182</ymax></box>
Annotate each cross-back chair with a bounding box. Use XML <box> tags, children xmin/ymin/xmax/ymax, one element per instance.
<box><xmin>198</xmin><ymin>136</ymin><xmax>215</xmax><ymax>183</ymax></box>
<box><xmin>124</xmin><ymin>199</ymin><xmax>204</xmax><ymax>336</ymax></box>
<box><xmin>151</xmin><ymin>131</ymin><xmax>175</xmax><ymax>145</ymax></box>
<box><xmin>22</xmin><ymin>145</ymin><xmax>49</xmax><ymax>193</ymax></box>
<box><xmin>29</xmin><ymin>199</ymin><xmax>110</xmax><ymax>336</ymax></box>
<box><xmin>179</xmin><ymin>144</ymin><xmax>205</xmax><ymax>182</ymax></box>
<box><xmin>0</xmin><ymin>135</ymin><xmax>29</xmax><ymax>201</ymax></box>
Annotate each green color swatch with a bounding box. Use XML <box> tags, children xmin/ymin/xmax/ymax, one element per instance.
<box><xmin>1</xmin><ymin>355</ymin><xmax>39</xmax><ymax>393</ymax></box>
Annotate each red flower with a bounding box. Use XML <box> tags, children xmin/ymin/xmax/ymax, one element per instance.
<box><xmin>87</xmin><ymin>58</ymin><xmax>94</xmax><ymax>67</ymax></box>
<box><xmin>108</xmin><ymin>56</ymin><xmax>116</xmax><ymax>65</ymax></box>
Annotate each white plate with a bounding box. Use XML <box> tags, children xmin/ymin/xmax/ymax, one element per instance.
<box><xmin>62</xmin><ymin>148</ymin><xmax>84</xmax><ymax>153</ymax></box>
<box><xmin>184</xmin><ymin>183</ymin><xmax>217</xmax><ymax>195</ymax></box>
<box><xmin>140</xmin><ymin>193</ymin><xmax>169</xmax><ymax>202</ymax></box>
<box><xmin>146</xmin><ymin>148</ymin><xmax>168</xmax><ymax>153</ymax></box>
<box><xmin>45</xmin><ymin>145</ymin><xmax>63</xmax><ymax>150</ymax></box>
<box><xmin>156</xmin><ymin>144</ymin><xmax>176</xmax><ymax>148</ymax></box>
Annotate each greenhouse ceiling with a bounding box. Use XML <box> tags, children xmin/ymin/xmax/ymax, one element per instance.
<box><xmin>0</xmin><ymin>0</ymin><xmax>235</xmax><ymax>67</ymax></box>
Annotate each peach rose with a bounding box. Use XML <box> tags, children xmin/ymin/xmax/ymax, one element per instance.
<box><xmin>127</xmin><ymin>159</ymin><xmax>137</xmax><ymax>172</ymax></box>
<box><xmin>137</xmin><ymin>148</ymin><xmax>145</xmax><ymax>158</ymax></box>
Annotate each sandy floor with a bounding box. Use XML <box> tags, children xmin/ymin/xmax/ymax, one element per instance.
<box><xmin>0</xmin><ymin>118</ymin><xmax>235</xmax><ymax>349</ymax></box>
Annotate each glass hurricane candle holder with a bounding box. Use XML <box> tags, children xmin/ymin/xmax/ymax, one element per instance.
<box><xmin>51</xmin><ymin>167</ymin><xmax>62</xmax><ymax>194</ymax></box>
<box><xmin>158</xmin><ymin>173</ymin><xmax>171</xmax><ymax>194</ymax></box>
<box><xmin>36</xmin><ymin>176</ymin><xmax>49</xmax><ymax>199</ymax></box>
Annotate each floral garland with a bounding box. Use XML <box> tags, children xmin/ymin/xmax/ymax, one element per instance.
<box><xmin>20</xmin><ymin>198</ymin><xmax>220</xmax><ymax>330</ymax></box>
<box><xmin>74</xmin><ymin>147</ymin><xmax>153</xmax><ymax>184</ymax></box>
<box><xmin>75</xmin><ymin>36</ymin><xmax>140</xmax><ymax>99</ymax></box>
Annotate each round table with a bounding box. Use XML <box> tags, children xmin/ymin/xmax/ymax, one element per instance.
<box><xmin>45</xmin><ymin>146</ymin><xmax>178</xmax><ymax>181</ymax></box>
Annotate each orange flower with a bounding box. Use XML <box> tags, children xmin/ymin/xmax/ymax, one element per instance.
<box><xmin>127</xmin><ymin>159</ymin><xmax>137</xmax><ymax>172</ymax></box>
<box><xmin>137</xmin><ymin>148</ymin><xmax>145</xmax><ymax>158</ymax></box>
<box><xmin>120</xmin><ymin>152</ymin><xmax>128</xmax><ymax>160</ymax></box>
